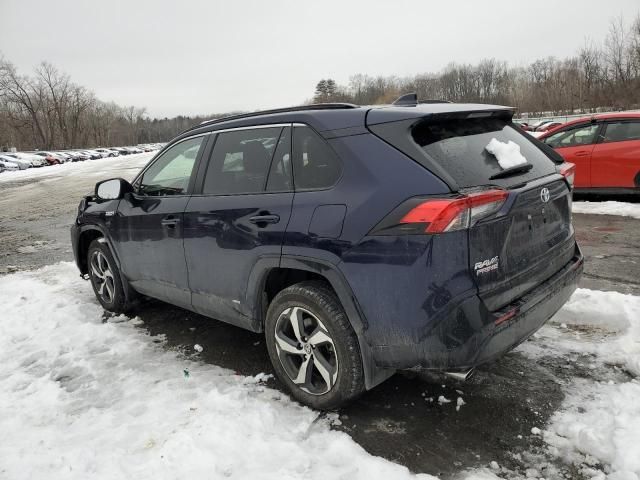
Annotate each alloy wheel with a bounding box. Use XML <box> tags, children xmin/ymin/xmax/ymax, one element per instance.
<box><xmin>274</xmin><ymin>306</ymin><xmax>339</xmax><ymax>395</ymax></box>
<box><xmin>90</xmin><ymin>250</ymin><xmax>115</xmax><ymax>304</ymax></box>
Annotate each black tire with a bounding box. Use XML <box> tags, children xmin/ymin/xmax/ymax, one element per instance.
<box><xmin>265</xmin><ymin>281</ymin><xmax>365</xmax><ymax>410</ymax></box>
<box><xmin>87</xmin><ymin>239</ymin><xmax>130</xmax><ymax>313</ymax></box>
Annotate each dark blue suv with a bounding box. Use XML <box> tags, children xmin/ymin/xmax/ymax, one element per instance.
<box><xmin>71</xmin><ymin>98</ymin><xmax>583</xmax><ymax>409</ymax></box>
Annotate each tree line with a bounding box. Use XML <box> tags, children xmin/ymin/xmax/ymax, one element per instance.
<box><xmin>2</xmin><ymin>15</ymin><xmax>639</xmax><ymax>151</ymax></box>
<box><xmin>0</xmin><ymin>57</ymin><xmax>238</xmax><ymax>151</ymax></box>
<box><xmin>313</xmin><ymin>15</ymin><xmax>640</xmax><ymax>117</ymax></box>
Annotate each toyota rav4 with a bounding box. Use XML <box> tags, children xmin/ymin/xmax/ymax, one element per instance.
<box><xmin>71</xmin><ymin>97</ymin><xmax>583</xmax><ymax>409</ymax></box>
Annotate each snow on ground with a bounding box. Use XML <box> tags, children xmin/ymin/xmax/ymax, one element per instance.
<box><xmin>2</xmin><ymin>262</ymin><xmax>638</xmax><ymax>480</ymax></box>
<box><xmin>0</xmin><ymin>263</ymin><xmax>443</xmax><ymax>480</ymax></box>
<box><xmin>573</xmin><ymin>201</ymin><xmax>640</xmax><ymax>220</ymax></box>
<box><xmin>0</xmin><ymin>152</ymin><xmax>154</xmax><ymax>184</ymax></box>
<box><xmin>518</xmin><ymin>288</ymin><xmax>640</xmax><ymax>480</ymax></box>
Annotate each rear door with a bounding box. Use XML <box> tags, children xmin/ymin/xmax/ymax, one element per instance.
<box><xmin>182</xmin><ymin>125</ymin><xmax>294</xmax><ymax>328</ymax></box>
<box><xmin>590</xmin><ymin>120</ymin><xmax>640</xmax><ymax>188</ymax></box>
<box><xmin>542</xmin><ymin>123</ymin><xmax>601</xmax><ymax>188</ymax></box>
<box><xmin>113</xmin><ymin>135</ymin><xmax>207</xmax><ymax>308</ymax></box>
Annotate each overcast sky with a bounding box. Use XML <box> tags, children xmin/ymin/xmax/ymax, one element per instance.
<box><xmin>1</xmin><ymin>0</ymin><xmax>638</xmax><ymax>118</ymax></box>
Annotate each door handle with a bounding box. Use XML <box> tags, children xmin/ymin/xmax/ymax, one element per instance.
<box><xmin>161</xmin><ymin>217</ymin><xmax>181</xmax><ymax>228</ymax></box>
<box><xmin>249</xmin><ymin>214</ymin><xmax>280</xmax><ymax>225</ymax></box>
<box><xmin>574</xmin><ymin>151</ymin><xmax>590</xmax><ymax>157</ymax></box>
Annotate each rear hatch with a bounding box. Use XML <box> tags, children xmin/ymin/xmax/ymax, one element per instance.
<box><xmin>369</xmin><ymin>107</ymin><xmax>575</xmax><ymax>311</ymax></box>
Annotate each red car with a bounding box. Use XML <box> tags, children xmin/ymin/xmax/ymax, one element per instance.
<box><xmin>538</xmin><ymin>113</ymin><xmax>640</xmax><ymax>193</ymax></box>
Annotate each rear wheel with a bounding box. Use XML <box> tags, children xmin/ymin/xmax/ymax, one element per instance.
<box><xmin>265</xmin><ymin>281</ymin><xmax>364</xmax><ymax>409</ymax></box>
<box><xmin>87</xmin><ymin>239</ymin><xmax>130</xmax><ymax>313</ymax></box>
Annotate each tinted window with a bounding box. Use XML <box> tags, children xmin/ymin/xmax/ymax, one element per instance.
<box><xmin>544</xmin><ymin>124</ymin><xmax>599</xmax><ymax>148</ymax></box>
<box><xmin>203</xmin><ymin>127</ymin><xmax>282</xmax><ymax>195</ymax></box>
<box><xmin>266</xmin><ymin>127</ymin><xmax>292</xmax><ymax>192</ymax></box>
<box><xmin>602</xmin><ymin>121</ymin><xmax>640</xmax><ymax>143</ymax></box>
<box><xmin>138</xmin><ymin>136</ymin><xmax>203</xmax><ymax>196</ymax></box>
<box><xmin>292</xmin><ymin>126</ymin><xmax>341</xmax><ymax>190</ymax></box>
<box><xmin>410</xmin><ymin>118</ymin><xmax>555</xmax><ymax>187</ymax></box>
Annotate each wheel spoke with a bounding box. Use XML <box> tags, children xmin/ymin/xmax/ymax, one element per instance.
<box><xmin>274</xmin><ymin>330</ymin><xmax>303</xmax><ymax>355</ymax></box>
<box><xmin>104</xmin><ymin>279</ymin><xmax>114</xmax><ymax>302</ymax></box>
<box><xmin>312</xmin><ymin>350</ymin><xmax>336</xmax><ymax>391</ymax></box>
<box><xmin>293</xmin><ymin>355</ymin><xmax>312</xmax><ymax>385</ymax></box>
<box><xmin>307</xmin><ymin>328</ymin><xmax>332</xmax><ymax>347</ymax></box>
<box><xmin>97</xmin><ymin>279</ymin><xmax>105</xmax><ymax>296</ymax></box>
<box><xmin>288</xmin><ymin>307</ymin><xmax>306</xmax><ymax>343</ymax></box>
<box><xmin>91</xmin><ymin>262</ymin><xmax>104</xmax><ymax>280</ymax></box>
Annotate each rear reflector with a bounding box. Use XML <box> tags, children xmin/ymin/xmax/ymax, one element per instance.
<box><xmin>558</xmin><ymin>162</ymin><xmax>575</xmax><ymax>188</ymax></box>
<box><xmin>494</xmin><ymin>308</ymin><xmax>518</xmax><ymax>326</ymax></box>
<box><xmin>371</xmin><ymin>189</ymin><xmax>509</xmax><ymax>235</ymax></box>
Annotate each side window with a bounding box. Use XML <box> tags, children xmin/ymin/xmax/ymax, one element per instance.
<box><xmin>138</xmin><ymin>136</ymin><xmax>203</xmax><ymax>196</ymax></box>
<box><xmin>266</xmin><ymin>127</ymin><xmax>292</xmax><ymax>192</ymax></box>
<box><xmin>202</xmin><ymin>127</ymin><xmax>282</xmax><ymax>195</ymax></box>
<box><xmin>292</xmin><ymin>126</ymin><xmax>342</xmax><ymax>190</ymax></box>
<box><xmin>544</xmin><ymin>124</ymin><xmax>599</xmax><ymax>148</ymax></box>
<box><xmin>602</xmin><ymin>121</ymin><xmax>640</xmax><ymax>143</ymax></box>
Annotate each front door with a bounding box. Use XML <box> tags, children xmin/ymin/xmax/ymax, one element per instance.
<box><xmin>113</xmin><ymin>135</ymin><xmax>207</xmax><ymax>308</ymax></box>
<box><xmin>183</xmin><ymin>126</ymin><xmax>293</xmax><ymax>328</ymax></box>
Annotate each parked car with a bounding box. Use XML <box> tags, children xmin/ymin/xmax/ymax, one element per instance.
<box><xmin>54</xmin><ymin>152</ymin><xmax>73</xmax><ymax>163</ymax></box>
<box><xmin>125</xmin><ymin>146</ymin><xmax>143</xmax><ymax>154</ymax></box>
<box><xmin>32</xmin><ymin>152</ymin><xmax>62</xmax><ymax>165</ymax></box>
<box><xmin>536</xmin><ymin>121</ymin><xmax>563</xmax><ymax>132</ymax></box>
<box><xmin>113</xmin><ymin>147</ymin><xmax>130</xmax><ymax>155</ymax></box>
<box><xmin>71</xmin><ymin>100</ymin><xmax>583</xmax><ymax>409</ymax></box>
<box><xmin>5</xmin><ymin>152</ymin><xmax>46</xmax><ymax>167</ymax></box>
<box><xmin>78</xmin><ymin>150</ymin><xmax>101</xmax><ymax>160</ymax></box>
<box><xmin>106</xmin><ymin>148</ymin><xmax>121</xmax><ymax>157</ymax></box>
<box><xmin>63</xmin><ymin>151</ymin><xmax>88</xmax><ymax>162</ymax></box>
<box><xmin>0</xmin><ymin>158</ymin><xmax>20</xmax><ymax>172</ymax></box>
<box><xmin>538</xmin><ymin>113</ymin><xmax>640</xmax><ymax>193</ymax></box>
<box><xmin>0</xmin><ymin>154</ymin><xmax>29</xmax><ymax>170</ymax></box>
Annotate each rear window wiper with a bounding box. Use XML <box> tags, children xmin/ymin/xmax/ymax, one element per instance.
<box><xmin>489</xmin><ymin>163</ymin><xmax>533</xmax><ymax>180</ymax></box>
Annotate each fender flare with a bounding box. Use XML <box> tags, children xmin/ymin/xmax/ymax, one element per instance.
<box><xmin>248</xmin><ymin>254</ymin><xmax>394</xmax><ymax>390</ymax></box>
<box><xmin>75</xmin><ymin>224</ymin><xmax>136</xmax><ymax>303</ymax></box>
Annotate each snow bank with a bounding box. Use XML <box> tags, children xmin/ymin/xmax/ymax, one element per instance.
<box><xmin>485</xmin><ymin>138</ymin><xmax>527</xmax><ymax>169</ymax></box>
<box><xmin>517</xmin><ymin>288</ymin><xmax>640</xmax><ymax>479</ymax></box>
<box><xmin>545</xmin><ymin>380</ymin><xmax>640</xmax><ymax>480</ymax></box>
<box><xmin>550</xmin><ymin>288</ymin><xmax>640</xmax><ymax>376</ymax></box>
<box><xmin>0</xmin><ymin>263</ymin><xmax>438</xmax><ymax>480</ymax></box>
<box><xmin>573</xmin><ymin>201</ymin><xmax>640</xmax><ymax>220</ymax></box>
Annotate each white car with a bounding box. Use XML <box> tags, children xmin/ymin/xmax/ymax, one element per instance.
<box><xmin>0</xmin><ymin>157</ymin><xmax>20</xmax><ymax>172</ymax></box>
<box><xmin>95</xmin><ymin>148</ymin><xmax>118</xmax><ymax>157</ymax></box>
<box><xmin>4</xmin><ymin>152</ymin><xmax>46</xmax><ymax>167</ymax></box>
<box><xmin>0</xmin><ymin>154</ymin><xmax>28</xmax><ymax>170</ymax></box>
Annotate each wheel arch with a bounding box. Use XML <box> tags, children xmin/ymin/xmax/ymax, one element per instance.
<box><xmin>247</xmin><ymin>255</ymin><xmax>394</xmax><ymax>390</ymax></box>
<box><xmin>75</xmin><ymin>224</ymin><xmax>137</xmax><ymax>303</ymax></box>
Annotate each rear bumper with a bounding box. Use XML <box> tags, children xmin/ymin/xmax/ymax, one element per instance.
<box><xmin>371</xmin><ymin>244</ymin><xmax>584</xmax><ymax>370</ymax></box>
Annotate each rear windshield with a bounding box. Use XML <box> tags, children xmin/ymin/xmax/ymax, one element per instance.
<box><xmin>410</xmin><ymin>117</ymin><xmax>556</xmax><ymax>188</ymax></box>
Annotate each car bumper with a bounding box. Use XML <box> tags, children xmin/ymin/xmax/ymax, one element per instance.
<box><xmin>371</xmin><ymin>245</ymin><xmax>584</xmax><ymax>371</ymax></box>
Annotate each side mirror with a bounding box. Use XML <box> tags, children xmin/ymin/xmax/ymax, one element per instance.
<box><xmin>95</xmin><ymin>178</ymin><xmax>133</xmax><ymax>201</ymax></box>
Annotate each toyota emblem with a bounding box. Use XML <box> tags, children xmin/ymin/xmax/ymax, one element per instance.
<box><xmin>540</xmin><ymin>187</ymin><xmax>550</xmax><ymax>203</ymax></box>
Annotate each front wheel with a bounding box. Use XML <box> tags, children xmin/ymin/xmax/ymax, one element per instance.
<box><xmin>265</xmin><ymin>281</ymin><xmax>365</xmax><ymax>410</ymax></box>
<box><xmin>87</xmin><ymin>239</ymin><xmax>131</xmax><ymax>313</ymax></box>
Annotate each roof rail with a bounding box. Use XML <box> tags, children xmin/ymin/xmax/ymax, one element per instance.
<box><xmin>191</xmin><ymin>103</ymin><xmax>358</xmax><ymax>132</ymax></box>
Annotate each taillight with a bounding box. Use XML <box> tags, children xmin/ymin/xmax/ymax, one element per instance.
<box><xmin>371</xmin><ymin>189</ymin><xmax>509</xmax><ymax>235</ymax></box>
<box><xmin>558</xmin><ymin>162</ymin><xmax>575</xmax><ymax>189</ymax></box>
